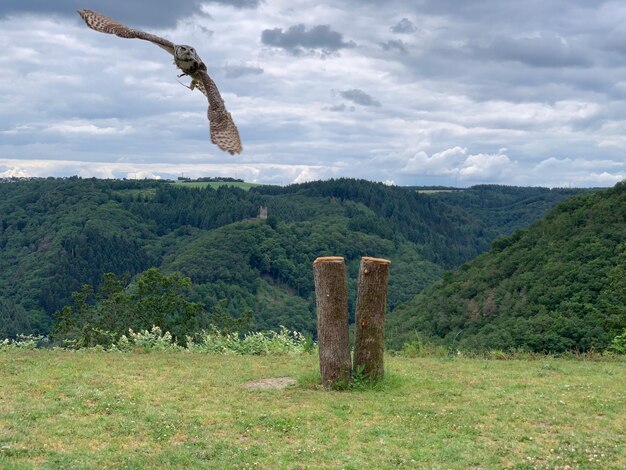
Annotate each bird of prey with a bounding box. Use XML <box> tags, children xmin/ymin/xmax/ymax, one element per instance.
<box><xmin>77</xmin><ymin>9</ymin><xmax>242</xmax><ymax>155</ymax></box>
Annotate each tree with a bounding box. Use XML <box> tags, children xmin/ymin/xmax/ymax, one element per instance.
<box><xmin>128</xmin><ymin>268</ymin><xmax>205</xmax><ymax>341</ymax></box>
<box><xmin>52</xmin><ymin>268</ymin><xmax>205</xmax><ymax>347</ymax></box>
<box><xmin>0</xmin><ymin>299</ymin><xmax>42</xmax><ymax>339</ymax></box>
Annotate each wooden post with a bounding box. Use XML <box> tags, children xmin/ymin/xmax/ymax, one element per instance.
<box><xmin>313</xmin><ymin>256</ymin><xmax>352</xmax><ymax>387</ymax></box>
<box><xmin>353</xmin><ymin>256</ymin><xmax>391</xmax><ymax>381</ymax></box>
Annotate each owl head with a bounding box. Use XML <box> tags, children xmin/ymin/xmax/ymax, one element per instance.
<box><xmin>174</xmin><ymin>45</ymin><xmax>204</xmax><ymax>74</ymax></box>
<box><xmin>174</xmin><ymin>45</ymin><xmax>200</xmax><ymax>61</ymax></box>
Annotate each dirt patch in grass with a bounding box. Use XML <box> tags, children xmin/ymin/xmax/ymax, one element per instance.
<box><xmin>243</xmin><ymin>377</ymin><xmax>298</xmax><ymax>390</ymax></box>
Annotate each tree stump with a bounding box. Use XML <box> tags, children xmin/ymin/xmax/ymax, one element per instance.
<box><xmin>313</xmin><ymin>256</ymin><xmax>352</xmax><ymax>387</ymax></box>
<box><xmin>353</xmin><ymin>256</ymin><xmax>391</xmax><ymax>381</ymax></box>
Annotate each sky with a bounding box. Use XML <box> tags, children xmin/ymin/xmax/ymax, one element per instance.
<box><xmin>1</xmin><ymin>0</ymin><xmax>625</xmax><ymax>187</ymax></box>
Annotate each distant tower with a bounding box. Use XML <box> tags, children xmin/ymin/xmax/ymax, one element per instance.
<box><xmin>259</xmin><ymin>206</ymin><xmax>268</xmax><ymax>220</ymax></box>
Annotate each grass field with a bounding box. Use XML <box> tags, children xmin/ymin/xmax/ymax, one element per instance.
<box><xmin>171</xmin><ymin>181</ymin><xmax>261</xmax><ymax>190</ymax></box>
<box><xmin>414</xmin><ymin>189</ymin><xmax>462</xmax><ymax>194</ymax></box>
<box><xmin>0</xmin><ymin>352</ymin><xmax>624</xmax><ymax>469</ymax></box>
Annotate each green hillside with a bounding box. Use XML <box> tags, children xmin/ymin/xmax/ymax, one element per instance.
<box><xmin>172</xmin><ymin>180</ymin><xmax>261</xmax><ymax>190</ymax></box>
<box><xmin>0</xmin><ymin>177</ymin><xmax>588</xmax><ymax>343</ymax></box>
<box><xmin>387</xmin><ymin>182</ymin><xmax>626</xmax><ymax>353</ymax></box>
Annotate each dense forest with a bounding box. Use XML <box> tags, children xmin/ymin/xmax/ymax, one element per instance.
<box><xmin>0</xmin><ymin>177</ymin><xmax>589</xmax><ymax>347</ymax></box>
<box><xmin>387</xmin><ymin>182</ymin><xmax>626</xmax><ymax>353</ymax></box>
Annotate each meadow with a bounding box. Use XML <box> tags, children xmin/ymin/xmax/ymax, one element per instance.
<box><xmin>1</xmin><ymin>351</ymin><xmax>624</xmax><ymax>469</ymax></box>
<box><xmin>171</xmin><ymin>181</ymin><xmax>261</xmax><ymax>190</ymax></box>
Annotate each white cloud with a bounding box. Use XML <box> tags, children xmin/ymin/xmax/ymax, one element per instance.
<box><xmin>0</xmin><ymin>166</ymin><xmax>28</xmax><ymax>178</ymax></box>
<box><xmin>458</xmin><ymin>152</ymin><xmax>513</xmax><ymax>180</ymax></box>
<box><xmin>402</xmin><ymin>147</ymin><xmax>513</xmax><ymax>182</ymax></box>
<box><xmin>45</xmin><ymin>120</ymin><xmax>134</xmax><ymax>136</ymax></box>
<box><xmin>0</xmin><ymin>2</ymin><xmax>625</xmax><ymax>187</ymax></box>
<box><xmin>126</xmin><ymin>171</ymin><xmax>163</xmax><ymax>180</ymax></box>
<box><xmin>0</xmin><ymin>158</ymin><xmax>340</xmax><ymax>186</ymax></box>
<box><xmin>527</xmin><ymin>156</ymin><xmax>625</xmax><ymax>187</ymax></box>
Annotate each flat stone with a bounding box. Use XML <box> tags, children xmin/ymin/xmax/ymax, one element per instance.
<box><xmin>243</xmin><ymin>377</ymin><xmax>298</xmax><ymax>390</ymax></box>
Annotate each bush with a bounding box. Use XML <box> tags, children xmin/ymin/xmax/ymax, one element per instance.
<box><xmin>606</xmin><ymin>329</ymin><xmax>626</xmax><ymax>355</ymax></box>
<box><xmin>0</xmin><ymin>325</ymin><xmax>315</xmax><ymax>355</ymax></box>
<box><xmin>395</xmin><ymin>339</ymin><xmax>450</xmax><ymax>358</ymax></box>
<box><xmin>114</xmin><ymin>326</ymin><xmax>181</xmax><ymax>353</ymax></box>
<box><xmin>186</xmin><ymin>326</ymin><xmax>313</xmax><ymax>355</ymax></box>
<box><xmin>0</xmin><ymin>334</ymin><xmax>45</xmax><ymax>351</ymax></box>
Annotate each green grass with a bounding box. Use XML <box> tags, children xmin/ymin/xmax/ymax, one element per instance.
<box><xmin>171</xmin><ymin>181</ymin><xmax>262</xmax><ymax>190</ymax></box>
<box><xmin>415</xmin><ymin>189</ymin><xmax>462</xmax><ymax>194</ymax></box>
<box><xmin>1</xmin><ymin>352</ymin><xmax>624</xmax><ymax>469</ymax></box>
<box><xmin>112</xmin><ymin>188</ymin><xmax>159</xmax><ymax>198</ymax></box>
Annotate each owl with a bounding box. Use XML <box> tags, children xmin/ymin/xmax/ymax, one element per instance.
<box><xmin>77</xmin><ymin>9</ymin><xmax>242</xmax><ymax>155</ymax></box>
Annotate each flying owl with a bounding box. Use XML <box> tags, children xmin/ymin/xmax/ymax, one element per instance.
<box><xmin>77</xmin><ymin>9</ymin><xmax>242</xmax><ymax>155</ymax></box>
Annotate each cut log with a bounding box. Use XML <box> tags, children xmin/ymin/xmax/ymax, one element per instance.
<box><xmin>313</xmin><ymin>256</ymin><xmax>352</xmax><ymax>387</ymax></box>
<box><xmin>353</xmin><ymin>256</ymin><xmax>391</xmax><ymax>381</ymax></box>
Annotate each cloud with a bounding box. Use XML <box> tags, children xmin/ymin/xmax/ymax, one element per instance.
<box><xmin>0</xmin><ymin>0</ymin><xmax>260</xmax><ymax>27</ymax></box>
<box><xmin>261</xmin><ymin>24</ymin><xmax>356</xmax><ymax>56</ymax></box>
<box><xmin>326</xmin><ymin>104</ymin><xmax>356</xmax><ymax>112</ymax></box>
<box><xmin>458</xmin><ymin>152</ymin><xmax>512</xmax><ymax>179</ymax></box>
<box><xmin>380</xmin><ymin>39</ymin><xmax>408</xmax><ymax>54</ymax></box>
<box><xmin>0</xmin><ymin>165</ymin><xmax>28</xmax><ymax>178</ymax></box>
<box><xmin>474</xmin><ymin>32</ymin><xmax>592</xmax><ymax>68</ymax></box>
<box><xmin>126</xmin><ymin>171</ymin><xmax>163</xmax><ymax>180</ymax></box>
<box><xmin>221</xmin><ymin>64</ymin><xmax>264</xmax><ymax>78</ymax></box>
<box><xmin>339</xmin><ymin>89</ymin><xmax>381</xmax><ymax>107</ymax></box>
<box><xmin>391</xmin><ymin>18</ymin><xmax>417</xmax><ymax>34</ymax></box>
<box><xmin>402</xmin><ymin>147</ymin><xmax>514</xmax><ymax>182</ymax></box>
<box><xmin>402</xmin><ymin>147</ymin><xmax>468</xmax><ymax>175</ymax></box>
<box><xmin>45</xmin><ymin>119</ymin><xmax>134</xmax><ymax>136</ymax></box>
<box><xmin>293</xmin><ymin>167</ymin><xmax>322</xmax><ymax>183</ymax></box>
<box><xmin>0</xmin><ymin>158</ymin><xmax>340</xmax><ymax>185</ymax></box>
<box><xmin>0</xmin><ymin>0</ymin><xmax>205</xmax><ymax>28</ymax></box>
<box><xmin>1</xmin><ymin>1</ymin><xmax>625</xmax><ymax>188</ymax></box>
<box><xmin>207</xmin><ymin>0</ymin><xmax>261</xmax><ymax>8</ymax></box>
<box><xmin>532</xmin><ymin>157</ymin><xmax>625</xmax><ymax>186</ymax></box>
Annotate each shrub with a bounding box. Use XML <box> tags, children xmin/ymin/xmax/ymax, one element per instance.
<box><xmin>395</xmin><ymin>339</ymin><xmax>450</xmax><ymax>358</ymax></box>
<box><xmin>186</xmin><ymin>326</ymin><xmax>313</xmax><ymax>355</ymax></box>
<box><xmin>606</xmin><ymin>329</ymin><xmax>626</xmax><ymax>355</ymax></box>
<box><xmin>115</xmin><ymin>326</ymin><xmax>181</xmax><ymax>353</ymax></box>
<box><xmin>0</xmin><ymin>334</ymin><xmax>44</xmax><ymax>351</ymax></box>
<box><xmin>0</xmin><ymin>326</ymin><xmax>315</xmax><ymax>355</ymax></box>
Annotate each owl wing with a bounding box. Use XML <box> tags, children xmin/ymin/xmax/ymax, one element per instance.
<box><xmin>77</xmin><ymin>9</ymin><xmax>175</xmax><ymax>55</ymax></box>
<box><xmin>78</xmin><ymin>9</ymin><xmax>242</xmax><ymax>155</ymax></box>
<box><xmin>195</xmin><ymin>70</ymin><xmax>243</xmax><ymax>155</ymax></box>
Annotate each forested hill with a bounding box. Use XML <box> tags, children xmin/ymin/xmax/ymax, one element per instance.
<box><xmin>254</xmin><ymin>181</ymin><xmax>586</xmax><ymax>267</ymax></box>
<box><xmin>387</xmin><ymin>182</ymin><xmax>626</xmax><ymax>353</ymax></box>
<box><xmin>0</xmin><ymin>177</ymin><xmax>587</xmax><ymax>340</ymax></box>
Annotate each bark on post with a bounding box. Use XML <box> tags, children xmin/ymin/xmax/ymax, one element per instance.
<box><xmin>313</xmin><ymin>256</ymin><xmax>352</xmax><ymax>387</ymax></box>
<box><xmin>353</xmin><ymin>256</ymin><xmax>391</xmax><ymax>381</ymax></box>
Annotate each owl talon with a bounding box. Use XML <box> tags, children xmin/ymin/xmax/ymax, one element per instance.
<box><xmin>176</xmin><ymin>78</ymin><xmax>200</xmax><ymax>91</ymax></box>
<box><xmin>176</xmin><ymin>79</ymin><xmax>192</xmax><ymax>90</ymax></box>
<box><xmin>176</xmin><ymin>71</ymin><xmax>199</xmax><ymax>90</ymax></box>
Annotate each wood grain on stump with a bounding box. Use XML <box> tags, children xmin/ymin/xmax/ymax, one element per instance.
<box><xmin>313</xmin><ymin>256</ymin><xmax>351</xmax><ymax>387</ymax></box>
<box><xmin>353</xmin><ymin>256</ymin><xmax>391</xmax><ymax>381</ymax></box>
